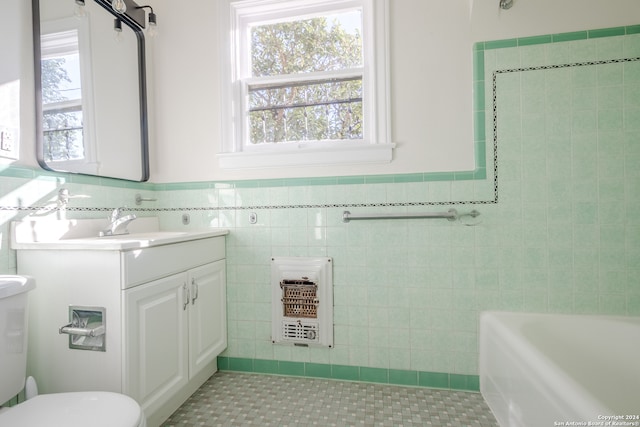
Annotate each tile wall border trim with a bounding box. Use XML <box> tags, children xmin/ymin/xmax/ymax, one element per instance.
<box><xmin>0</xmin><ymin>164</ymin><xmax>484</xmax><ymax>190</ymax></box>
<box><xmin>473</xmin><ymin>23</ymin><xmax>640</xmax><ymax>215</ymax></box>
<box><xmin>475</xmin><ymin>24</ymin><xmax>640</xmax><ymax>52</ymax></box>
<box><xmin>217</xmin><ymin>356</ymin><xmax>480</xmax><ymax>393</ymax></box>
<box><xmin>0</xmin><ymin>199</ymin><xmax>494</xmax><ymax>213</ymax></box>
<box><xmin>489</xmin><ymin>55</ymin><xmax>640</xmax><ymax>212</ymax></box>
<box><xmin>0</xmin><ymin>165</ymin><xmax>497</xmax><ymax>210</ymax></box>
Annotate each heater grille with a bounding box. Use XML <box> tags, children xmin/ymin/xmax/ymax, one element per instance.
<box><xmin>281</xmin><ymin>280</ymin><xmax>318</xmax><ymax>318</ymax></box>
<box><xmin>271</xmin><ymin>257</ymin><xmax>333</xmax><ymax>347</ymax></box>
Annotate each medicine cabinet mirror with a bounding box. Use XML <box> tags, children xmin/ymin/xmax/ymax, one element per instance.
<box><xmin>32</xmin><ymin>0</ymin><xmax>149</xmax><ymax>182</ymax></box>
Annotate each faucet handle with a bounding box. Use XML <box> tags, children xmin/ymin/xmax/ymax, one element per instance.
<box><xmin>110</xmin><ymin>207</ymin><xmax>125</xmax><ymax>221</ymax></box>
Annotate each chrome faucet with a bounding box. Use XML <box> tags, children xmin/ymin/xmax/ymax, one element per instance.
<box><xmin>99</xmin><ymin>207</ymin><xmax>137</xmax><ymax>237</ymax></box>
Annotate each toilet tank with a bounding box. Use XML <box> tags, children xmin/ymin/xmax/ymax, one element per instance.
<box><xmin>0</xmin><ymin>275</ymin><xmax>36</xmax><ymax>404</ymax></box>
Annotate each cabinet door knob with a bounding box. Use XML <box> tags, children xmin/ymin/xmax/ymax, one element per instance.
<box><xmin>191</xmin><ymin>278</ymin><xmax>199</xmax><ymax>305</ymax></box>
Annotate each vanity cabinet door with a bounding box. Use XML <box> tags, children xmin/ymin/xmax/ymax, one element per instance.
<box><xmin>188</xmin><ymin>260</ymin><xmax>227</xmax><ymax>379</ymax></box>
<box><xmin>123</xmin><ymin>273</ymin><xmax>189</xmax><ymax>416</ymax></box>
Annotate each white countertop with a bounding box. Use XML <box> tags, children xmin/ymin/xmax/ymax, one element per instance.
<box><xmin>11</xmin><ymin>218</ymin><xmax>229</xmax><ymax>251</ymax></box>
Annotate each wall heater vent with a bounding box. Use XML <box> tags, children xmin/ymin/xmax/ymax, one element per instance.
<box><xmin>271</xmin><ymin>257</ymin><xmax>333</xmax><ymax>347</ymax></box>
<box><xmin>282</xmin><ymin>320</ymin><xmax>318</xmax><ymax>341</ymax></box>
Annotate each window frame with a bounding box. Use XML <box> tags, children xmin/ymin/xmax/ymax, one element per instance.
<box><xmin>218</xmin><ymin>0</ymin><xmax>393</xmax><ymax>169</ymax></box>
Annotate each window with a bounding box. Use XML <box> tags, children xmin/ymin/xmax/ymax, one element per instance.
<box><xmin>219</xmin><ymin>0</ymin><xmax>393</xmax><ymax>169</ymax></box>
<box><xmin>40</xmin><ymin>17</ymin><xmax>97</xmax><ymax>173</ymax></box>
<box><xmin>41</xmin><ymin>30</ymin><xmax>84</xmax><ymax>162</ymax></box>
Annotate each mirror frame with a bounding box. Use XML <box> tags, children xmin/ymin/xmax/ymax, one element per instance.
<box><xmin>31</xmin><ymin>0</ymin><xmax>150</xmax><ymax>182</ymax></box>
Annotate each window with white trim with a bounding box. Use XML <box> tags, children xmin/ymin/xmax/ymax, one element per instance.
<box><xmin>218</xmin><ymin>0</ymin><xmax>393</xmax><ymax>169</ymax></box>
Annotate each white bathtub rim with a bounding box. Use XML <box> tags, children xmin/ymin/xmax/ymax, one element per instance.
<box><xmin>479</xmin><ymin>312</ymin><xmax>605</xmax><ymax>419</ymax></box>
<box><xmin>479</xmin><ymin>311</ymin><xmax>639</xmax><ymax>423</ymax></box>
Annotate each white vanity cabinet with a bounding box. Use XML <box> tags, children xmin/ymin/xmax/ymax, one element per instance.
<box><xmin>123</xmin><ymin>259</ymin><xmax>226</xmax><ymax>423</ymax></box>
<box><xmin>14</xmin><ymin>231</ymin><xmax>228</xmax><ymax>427</ymax></box>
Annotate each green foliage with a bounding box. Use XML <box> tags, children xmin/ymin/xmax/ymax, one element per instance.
<box><xmin>251</xmin><ymin>16</ymin><xmax>362</xmax><ymax>76</ymax></box>
<box><xmin>41</xmin><ymin>58</ymin><xmax>72</xmax><ymax>103</ymax></box>
<box><xmin>249</xmin><ymin>15</ymin><xmax>363</xmax><ymax>144</ymax></box>
<box><xmin>41</xmin><ymin>58</ymin><xmax>84</xmax><ymax>161</ymax></box>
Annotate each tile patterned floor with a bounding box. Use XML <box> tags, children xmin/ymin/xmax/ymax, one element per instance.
<box><xmin>162</xmin><ymin>371</ymin><xmax>499</xmax><ymax>426</ymax></box>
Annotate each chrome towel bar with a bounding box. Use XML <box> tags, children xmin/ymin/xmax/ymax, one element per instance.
<box><xmin>342</xmin><ymin>208</ymin><xmax>480</xmax><ymax>223</ymax></box>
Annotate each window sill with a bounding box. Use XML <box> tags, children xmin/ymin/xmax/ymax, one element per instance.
<box><xmin>217</xmin><ymin>142</ymin><xmax>395</xmax><ymax>170</ymax></box>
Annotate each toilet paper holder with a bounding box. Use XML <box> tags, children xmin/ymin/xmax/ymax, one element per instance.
<box><xmin>59</xmin><ymin>306</ymin><xmax>106</xmax><ymax>351</ymax></box>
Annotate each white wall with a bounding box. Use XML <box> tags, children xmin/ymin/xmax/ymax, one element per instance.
<box><xmin>150</xmin><ymin>0</ymin><xmax>640</xmax><ymax>183</ymax></box>
<box><xmin>1</xmin><ymin>0</ymin><xmax>33</xmax><ymax>166</ymax></box>
<box><xmin>470</xmin><ymin>0</ymin><xmax>640</xmax><ymax>41</ymax></box>
<box><xmin>0</xmin><ymin>0</ymin><xmax>21</xmax><ymax>86</ymax></box>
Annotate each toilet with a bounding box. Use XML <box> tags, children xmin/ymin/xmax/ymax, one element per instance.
<box><xmin>0</xmin><ymin>275</ymin><xmax>146</xmax><ymax>427</ymax></box>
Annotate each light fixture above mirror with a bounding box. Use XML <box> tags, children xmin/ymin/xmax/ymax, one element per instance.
<box><xmin>74</xmin><ymin>0</ymin><xmax>86</xmax><ymax>17</ymax></box>
<box><xmin>77</xmin><ymin>0</ymin><xmax>157</xmax><ymax>30</ymax></box>
<box><xmin>112</xmin><ymin>0</ymin><xmax>127</xmax><ymax>14</ymax></box>
<box><xmin>73</xmin><ymin>0</ymin><xmax>158</xmax><ymax>38</ymax></box>
<box><xmin>136</xmin><ymin>5</ymin><xmax>157</xmax><ymax>36</ymax></box>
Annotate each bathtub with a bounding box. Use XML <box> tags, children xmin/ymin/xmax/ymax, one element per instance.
<box><xmin>479</xmin><ymin>311</ymin><xmax>640</xmax><ymax>427</ymax></box>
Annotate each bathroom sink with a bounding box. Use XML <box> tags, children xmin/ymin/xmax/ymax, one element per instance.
<box><xmin>11</xmin><ymin>218</ymin><xmax>229</xmax><ymax>250</ymax></box>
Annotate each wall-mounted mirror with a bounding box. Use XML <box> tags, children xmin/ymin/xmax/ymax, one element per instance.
<box><xmin>32</xmin><ymin>0</ymin><xmax>149</xmax><ymax>182</ymax></box>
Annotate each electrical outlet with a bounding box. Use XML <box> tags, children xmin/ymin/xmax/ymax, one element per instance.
<box><xmin>1</xmin><ymin>129</ymin><xmax>13</xmax><ymax>151</ymax></box>
<box><xmin>249</xmin><ymin>212</ymin><xmax>258</xmax><ymax>224</ymax></box>
<box><xmin>0</xmin><ymin>127</ymin><xmax>19</xmax><ymax>160</ymax></box>
<box><xmin>182</xmin><ymin>213</ymin><xmax>190</xmax><ymax>225</ymax></box>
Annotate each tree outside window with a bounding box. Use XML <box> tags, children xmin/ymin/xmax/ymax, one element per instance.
<box><xmin>248</xmin><ymin>12</ymin><xmax>363</xmax><ymax>144</ymax></box>
<box><xmin>41</xmin><ymin>30</ymin><xmax>85</xmax><ymax>162</ymax></box>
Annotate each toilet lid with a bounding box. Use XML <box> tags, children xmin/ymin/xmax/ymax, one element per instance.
<box><xmin>0</xmin><ymin>391</ymin><xmax>145</xmax><ymax>427</ymax></box>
